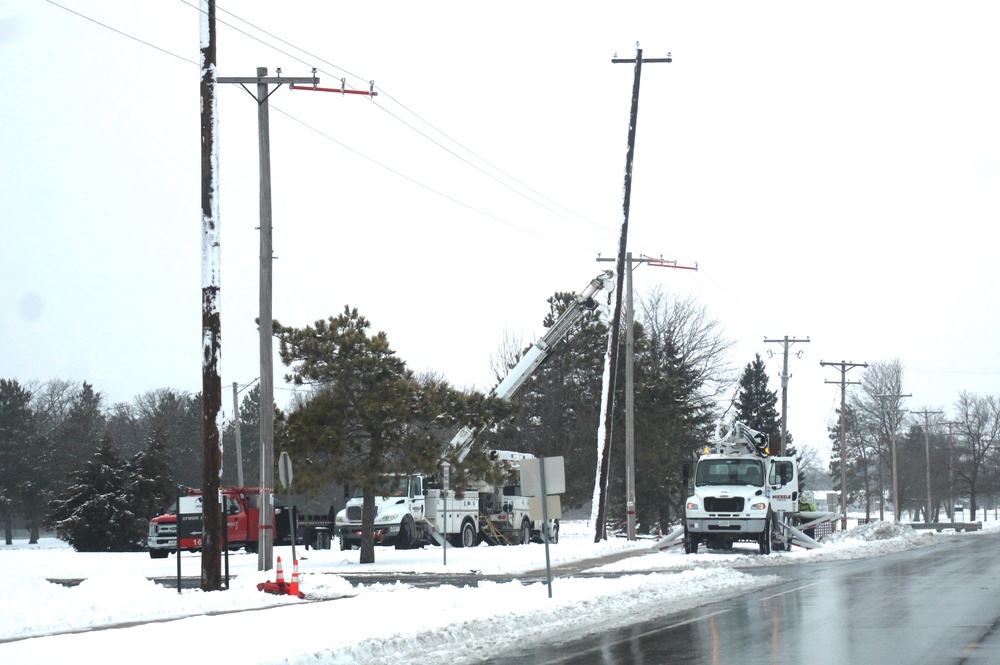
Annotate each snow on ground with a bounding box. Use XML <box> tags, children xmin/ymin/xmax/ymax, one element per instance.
<box><xmin>1</xmin><ymin>518</ymin><xmax>995</xmax><ymax>664</ymax></box>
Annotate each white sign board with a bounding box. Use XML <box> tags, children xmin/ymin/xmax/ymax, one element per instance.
<box><xmin>528</xmin><ymin>495</ymin><xmax>562</xmax><ymax>521</ymax></box>
<box><xmin>519</xmin><ymin>456</ymin><xmax>566</xmax><ymax>496</ymax></box>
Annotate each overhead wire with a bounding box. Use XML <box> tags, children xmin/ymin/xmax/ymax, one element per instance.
<box><xmin>183</xmin><ymin>0</ymin><xmax>615</xmax><ymax>240</ymax></box>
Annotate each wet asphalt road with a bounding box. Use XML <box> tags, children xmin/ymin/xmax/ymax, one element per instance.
<box><xmin>485</xmin><ymin>532</ymin><xmax>1000</xmax><ymax>665</ymax></box>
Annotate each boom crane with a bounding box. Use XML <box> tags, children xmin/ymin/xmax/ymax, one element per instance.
<box><xmin>449</xmin><ymin>271</ymin><xmax>616</xmax><ymax>464</ymax></box>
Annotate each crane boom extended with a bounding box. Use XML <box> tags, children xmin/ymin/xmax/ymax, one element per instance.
<box><xmin>449</xmin><ymin>271</ymin><xmax>616</xmax><ymax>463</ymax></box>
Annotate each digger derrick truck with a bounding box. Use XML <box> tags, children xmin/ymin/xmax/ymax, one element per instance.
<box><xmin>681</xmin><ymin>420</ymin><xmax>837</xmax><ymax>554</ymax></box>
<box><xmin>335</xmin><ymin>271</ymin><xmax>616</xmax><ymax>551</ymax></box>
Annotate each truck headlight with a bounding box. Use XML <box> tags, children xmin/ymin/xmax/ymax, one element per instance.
<box><xmin>377</xmin><ymin>512</ymin><xmax>401</xmax><ymax>523</ymax></box>
<box><xmin>686</xmin><ymin>501</ymin><xmax>700</xmax><ymax>511</ymax></box>
<box><xmin>148</xmin><ymin>523</ymin><xmax>157</xmax><ymax>536</ymax></box>
<box><xmin>750</xmin><ymin>501</ymin><xmax>767</xmax><ymax>511</ymax></box>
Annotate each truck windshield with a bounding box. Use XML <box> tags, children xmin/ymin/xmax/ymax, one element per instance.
<box><xmin>353</xmin><ymin>476</ymin><xmax>410</xmax><ymax>498</ymax></box>
<box><xmin>696</xmin><ymin>459</ymin><xmax>764</xmax><ymax>487</ymax></box>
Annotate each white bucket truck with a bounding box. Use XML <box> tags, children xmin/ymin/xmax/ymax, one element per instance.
<box><xmin>335</xmin><ymin>272</ymin><xmax>616</xmax><ymax>550</ymax></box>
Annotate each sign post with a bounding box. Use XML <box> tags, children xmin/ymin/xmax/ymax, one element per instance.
<box><xmin>520</xmin><ymin>456</ymin><xmax>565</xmax><ymax>598</ymax></box>
<box><xmin>278</xmin><ymin>451</ymin><xmax>297</xmax><ymax>563</ymax></box>
<box><xmin>176</xmin><ymin>494</ymin><xmax>204</xmax><ymax>593</ymax></box>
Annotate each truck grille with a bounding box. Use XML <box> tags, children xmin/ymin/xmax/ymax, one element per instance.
<box><xmin>347</xmin><ymin>506</ymin><xmax>362</xmax><ymax>521</ymax></box>
<box><xmin>705</xmin><ymin>497</ymin><xmax>744</xmax><ymax>512</ymax></box>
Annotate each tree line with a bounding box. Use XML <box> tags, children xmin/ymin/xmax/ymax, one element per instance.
<box><xmin>2</xmin><ymin>284</ymin><xmax>830</xmax><ymax>555</ymax></box>
<box><xmin>828</xmin><ymin>358</ymin><xmax>1000</xmax><ymax>522</ymax></box>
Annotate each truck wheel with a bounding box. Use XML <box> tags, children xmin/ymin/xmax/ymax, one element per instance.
<box><xmin>759</xmin><ymin>516</ymin><xmax>772</xmax><ymax>555</ymax></box>
<box><xmin>548</xmin><ymin>521</ymin><xmax>559</xmax><ymax>544</ymax></box>
<box><xmin>149</xmin><ymin>550</ymin><xmax>168</xmax><ymax>559</ymax></box>
<box><xmin>395</xmin><ymin>515</ymin><xmax>415</xmax><ymax>550</ymax></box>
<box><xmin>684</xmin><ymin>527</ymin><xmax>699</xmax><ymax>554</ymax></box>
<box><xmin>459</xmin><ymin>519</ymin><xmax>478</xmax><ymax>548</ymax></box>
<box><xmin>520</xmin><ymin>519</ymin><xmax>531</xmax><ymax>545</ymax></box>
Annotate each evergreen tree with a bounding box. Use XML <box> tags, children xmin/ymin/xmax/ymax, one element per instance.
<box><xmin>275</xmin><ymin>307</ymin><xmax>514</xmax><ymax>563</ymax></box>
<box><xmin>51</xmin><ymin>382</ymin><xmax>107</xmax><ymax>491</ymax></box>
<box><xmin>0</xmin><ymin>379</ymin><xmax>37</xmax><ymax>544</ymax></box>
<box><xmin>490</xmin><ymin>291</ymin><xmax>608</xmax><ymax>509</ymax></box>
<box><xmin>127</xmin><ymin>427</ymin><xmax>176</xmax><ymax>521</ymax></box>
<box><xmin>734</xmin><ymin>354</ymin><xmax>781</xmax><ymax>437</ymax></box>
<box><xmin>45</xmin><ymin>435</ymin><xmax>146</xmax><ymax>551</ymax></box>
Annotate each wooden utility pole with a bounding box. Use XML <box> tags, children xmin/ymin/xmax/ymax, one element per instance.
<box><xmin>598</xmin><ymin>253</ymin><xmax>695</xmax><ymax>540</ymax></box>
<box><xmin>820</xmin><ymin>359</ymin><xmax>867</xmax><ymax>530</ymax></box>
<box><xmin>198</xmin><ymin>0</ymin><xmax>224</xmax><ymax>592</ymax></box>
<box><xmin>594</xmin><ymin>44</ymin><xmax>671</xmax><ymax>543</ymax></box>
<box><xmin>216</xmin><ymin>69</ymin><xmax>372</xmax><ymax>570</ymax></box>
<box><xmin>218</xmin><ymin>67</ymin><xmax>316</xmax><ymax>571</ymax></box>
<box><xmin>763</xmin><ymin>336</ymin><xmax>810</xmax><ymax>455</ymax></box>
<box><xmin>911</xmin><ymin>409</ymin><xmax>943</xmax><ymax>522</ymax></box>
<box><xmin>877</xmin><ymin>392</ymin><xmax>911</xmax><ymax>521</ymax></box>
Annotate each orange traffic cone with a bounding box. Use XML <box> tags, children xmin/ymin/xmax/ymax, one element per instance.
<box><xmin>288</xmin><ymin>559</ymin><xmax>303</xmax><ymax>598</ymax></box>
<box><xmin>275</xmin><ymin>556</ymin><xmax>286</xmax><ymax>587</ymax></box>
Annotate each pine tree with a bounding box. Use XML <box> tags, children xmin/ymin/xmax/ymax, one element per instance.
<box><xmin>734</xmin><ymin>354</ymin><xmax>781</xmax><ymax>437</ymax></box>
<box><xmin>490</xmin><ymin>291</ymin><xmax>608</xmax><ymax>509</ymax></box>
<box><xmin>45</xmin><ymin>435</ymin><xmax>146</xmax><ymax>552</ymax></box>
<box><xmin>127</xmin><ymin>427</ymin><xmax>176</xmax><ymax>521</ymax></box>
<box><xmin>0</xmin><ymin>379</ymin><xmax>37</xmax><ymax>544</ymax></box>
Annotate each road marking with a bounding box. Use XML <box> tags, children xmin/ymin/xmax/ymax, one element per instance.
<box><xmin>760</xmin><ymin>582</ymin><xmax>820</xmax><ymax>600</ymax></box>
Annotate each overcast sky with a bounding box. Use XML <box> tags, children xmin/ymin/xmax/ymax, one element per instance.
<box><xmin>2</xmin><ymin>1</ymin><xmax>998</xmax><ymax>461</ymax></box>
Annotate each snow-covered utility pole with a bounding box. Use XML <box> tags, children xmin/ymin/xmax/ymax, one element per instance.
<box><xmin>199</xmin><ymin>0</ymin><xmax>223</xmax><ymax>592</ymax></box>
<box><xmin>764</xmin><ymin>336</ymin><xmax>810</xmax><ymax>455</ymax></box>
<box><xmin>821</xmin><ymin>359</ymin><xmax>867</xmax><ymax>530</ymax></box>
<box><xmin>594</xmin><ymin>44</ymin><xmax>671</xmax><ymax>543</ymax></box>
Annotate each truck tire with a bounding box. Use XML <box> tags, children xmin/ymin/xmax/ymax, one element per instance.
<box><xmin>459</xmin><ymin>519</ymin><xmax>478</xmax><ymax>548</ymax></box>
<box><xmin>395</xmin><ymin>515</ymin><xmax>415</xmax><ymax>550</ymax></box>
<box><xmin>683</xmin><ymin>526</ymin><xmax>699</xmax><ymax>554</ymax></box>
<box><xmin>520</xmin><ymin>519</ymin><xmax>531</xmax><ymax>545</ymax></box>
<box><xmin>759</xmin><ymin>515</ymin><xmax>772</xmax><ymax>555</ymax></box>
<box><xmin>548</xmin><ymin>520</ymin><xmax>559</xmax><ymax>544</ymax></box>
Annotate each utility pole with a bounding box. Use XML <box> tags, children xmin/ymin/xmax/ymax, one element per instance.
<box><xmin>594</xmin><ymin>44</ymin><xmax>671</xmax><ymax>543</ymax></box>
<box><xmin>877</xmin><ymin>392</ymin><xmax>911</xmax><ymax>522</ymax></box>
<box><xmin>764</xmin><ymin>336</ymin><xmax>810</xmax><ymax>455</ymax></box>
<box><xmin>820</xmin><ymin>360</ymin><xmax>867</xmax><ymax>530</ymax></box>
<box><xmin>199</xmin><ymin>0</ymin><xmax>224</xmax><ymax>592</ymax></box>
<box><xmin>597</xmin><ymin>253</ymin><xmax>695</xmax><ymax>540</ymax></box>
<box><xmin>217</xmin><ymin>67</ymin><xmax>317</xmax><ymax>572</ymax></box>
<box><xmin>217</xmin><ymin>69</ymin><xmax>374</xmax><ymax>570</ymax></box>
<box><xmin>911</xmin><ymin>409</ymin><xmax>943</xmax><ymax>523</ymax></box>
<box><xmin>230</xmin><ymin>377</ymin><xmax>259</xmax><ymax>488</ymax></box>
<box><xmin>942</xmin><ymin>420</ymin><xmax>958</xmax><ymax>522</ymax></box>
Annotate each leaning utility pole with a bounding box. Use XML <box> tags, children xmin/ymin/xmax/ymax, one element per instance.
<box><xmin>911</xmin><ymin>409</ymin><xmax>943</xmax><ymax>523</ymax></box>
<box><xmin>598</xmin><ymin>253</ymin><xmax>695</xmax><ymax>540</ymax></box>
<box><xmin>764</xmin><ymin>336</ymin><xmax>810</xmax><ymax>455</ymax></box>
<box><xmin>199</xmin><ymin>0</ymin><xmax>224</xmax><ymax>592</ymax></box>
<box><xmin>820</xmin><ymin>359</ymin><xmax>867</xmax><ymax>530</ymax></box>
<box><xmin>594</xmin><ymin>44</ymin><xmax>671</xmax><ymax>543</ymax></box>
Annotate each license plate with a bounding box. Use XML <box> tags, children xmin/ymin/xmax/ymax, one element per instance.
<box><xmin>718</xmin><ymin>521</ymin><xmax>730</xmax><ymax>527</ymax></box>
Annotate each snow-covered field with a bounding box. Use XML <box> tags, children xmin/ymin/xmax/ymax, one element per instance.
<box><xmin>0</xmin><ymin>519</ymin><xmax>992</xmax><ymax>664</ymax></box>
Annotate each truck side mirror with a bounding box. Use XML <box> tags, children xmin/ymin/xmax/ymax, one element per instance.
<box><xmin>682</xmin><ymin>462</ymin><xmax>693</xmax><ymax>492</ymax></box>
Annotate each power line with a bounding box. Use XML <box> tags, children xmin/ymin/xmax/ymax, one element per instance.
<box><xmin>44</xmin><ymin>0</ymin><xmax>197</xmax><ymax>65</ymax></box>
<box><xmin>181</xmin><ymin>0</ymin><xmax>611</xmax><ymax>238</ymax></box>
